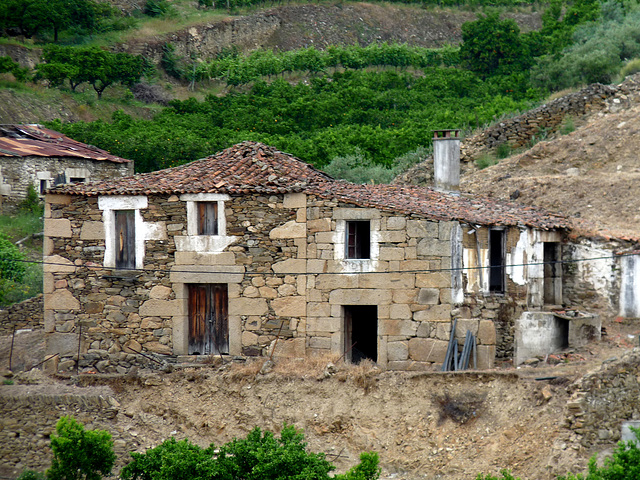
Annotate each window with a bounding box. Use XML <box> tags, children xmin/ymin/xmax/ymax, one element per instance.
<box><xmin>188</xmin><ymin>284</ymin><xmax>228</xmax><ymax>355</ymax></box>
<box><xmin>39</xmin><ymin>179</ymin><xmax>48</xmax><ymax>194</ymax></box>
<box><xmin>346</xmin><ymin>221</ymin><xmax>370</xmax><ymax>259</ymax></box>
<box><xmin>488</xmin><ymin>229</ymin><xmax>505</xmax><ymax>293</ymax></box>
<box><xmin>99</xmin><ymin>195</ymin><xmax>150</xmax><ymax>270</ymax></box>
<box><xmin>69</xmin><ymin>177</ymin><xmax>85</xmax><ymax>184</ymax></box>
<box><xmin>114</xmin><ymin>210</ymin><xmax>135</xmax><ymax>269</ymax></box>
<box><xmin>197</xmin><ymin>202</ymin><xmax>218</xmax><ymax>236</ymax></box>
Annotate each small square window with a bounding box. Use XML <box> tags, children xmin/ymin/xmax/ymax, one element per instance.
<box><xmin>39</xmin><ymin>180</ymin><xmax>48</xmax><ymax>194</ymax></box>
<box><xmin>346</xmin><ymin>221</ymin><xmax>370</xmax><ymax>259</ymax></box>
<box><xmin>197</xmin><ymin>202</ymin><xmax>218</xmax><ymax>235</ymax></box>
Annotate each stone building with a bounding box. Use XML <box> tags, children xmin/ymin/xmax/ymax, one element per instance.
<box><xmin>42</xmin><ymin>141</ymin><xmax>572</xmax><ymax>374</ymax></box>
<box><xmin>0</xmin><ymin>124</ymin><xmax>133</xmax><ymax>212</ymax></box>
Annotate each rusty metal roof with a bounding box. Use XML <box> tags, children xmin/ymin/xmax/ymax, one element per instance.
<box><xmin>0</xmin><ymin>124</ymin><xmax>131</xmax><ymax>163</ymax></box>
<box><xmin>51</xmin><ymin>141</ymin><xmax>569</xmax><ymax>230</ymax></box>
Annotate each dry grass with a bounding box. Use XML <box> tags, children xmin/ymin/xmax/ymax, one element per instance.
<box><xmin>223</xmin><ymin>353</ymin><xmax>381</xmax><ymax>389</ymax></box>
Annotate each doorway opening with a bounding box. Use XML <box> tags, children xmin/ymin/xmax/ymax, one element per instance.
<box><xmin>343</xmin><ymin>305</ymin><xmax>378</xmax><ymax>363</ymax></box>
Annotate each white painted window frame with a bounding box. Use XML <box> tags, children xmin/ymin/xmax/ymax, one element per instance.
<box><xmin>175</xmin><ymin>193</ymin><xmax>236</xmax><ymax>254</ymax></box>
<box><xmin>333</xmin><ymin>210</ymin><xmax>381</xmax><ymax>273</ymax></box>
<box><xmin>99</xmin><ymin>196</ymin><xmax>148</xmax><ymax>269</ymax></box>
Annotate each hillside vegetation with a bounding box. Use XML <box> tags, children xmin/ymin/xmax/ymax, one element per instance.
<box><xmin>3</xmin><ymin>0</ymin><xmax>633</xmax><ymax>180</ymax></box>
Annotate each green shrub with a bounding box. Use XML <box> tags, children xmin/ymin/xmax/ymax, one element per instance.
<box><xmin>560</xmin><ymin>116</ymin><xmax>575</xmax><ymax>135</ymax></box>
<box><xmin>48</xmin><ymin>416</ymin><xmax>116</xmax><ymax>480</ymax></box>
<box><xmin>496</xmin><ymin>142</ymin><xmax>511</xmax><ymax>159</ymax></box>
<box><xmin>475</xmin><ymin>153</ymin><xmax>499</xmax><ymax>170</ymax></box>
<box><xmin>143</xmin><ymin>0</ymin><xmax>173</xmax><ymax>17</ymax></box>
<box><xmin>19</xmin><ymin>184</ymin><xmax>43</xmax><ymax>215</ymax></box>
<box><xmin>558</xmin><ymin>427</ymin><xmax>640</xmax><ymax>480</ymax></box>
<box><xmin>322</xmin><ymin>149</ymin><xmax>396</xmax><ymax>184</ymax></box>
<box><xmin>16</xmin><ymin>470</ymin><xmax>45</xmax><ymax>480</ymax></box>
<box><xmin>122</xmin><ymin>424</ymin><xmax>379</xmax><ymax>480</ymax></box>
<box><xmin>620</xmin><ymin>58</ymin><xmax>640</xmax><ymax>78</ymax></box>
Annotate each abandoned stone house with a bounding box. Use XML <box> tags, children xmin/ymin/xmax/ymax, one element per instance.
<box><xmin>39</xmin><ymin>138</ymin><xmax>585</xmax><ymax>374</ymax></box>
<box><xmin>0</xmin><ymin>124</ymin><xmax>133</xmax><ymax>212</ymax></box>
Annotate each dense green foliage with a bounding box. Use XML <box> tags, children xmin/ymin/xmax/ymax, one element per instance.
<box><xmin>0</xmin><ymin>56</ymin><xmax>29</xmax><ymax>82</ymax></box>
<box><xmin>48</xmin><ymin>417</ymin><xmax>116</xmax><ymax>480</ymax></box>
<box><xmin>0</xmin><ymin>234</ymin><xmax>26</xmax><ymax>284</ymax></box>
<box><xmin>182</xmin><ymin>43</ymin><xmax>460</xmax><ymax>87</ymax></box>
<box><xmin>36</xmin><ymin>46</ymin><xmax>145</xmax><ymax>98</ymax></box>
<box><xmin>476</xmin><ymin>470</ymin><xmax>521</xmax><ymax>480</ymax></box>
<box><xmin>532</xmin><ymin>1</ymin><xmax>640</xmax><ymax>89</ymax></box>
<box><xmin>0</xmin><ymin>0</ymin><xmax>126</xmax><ymax>42</ymax></box>
<box><xmin>122</xmin><ymin>425</ymin><xmax>379</xmax><ymax>480</ymax></box>
<box><xmin>460</xmin><ymin>13</ymin><xmax>532</xmax><ymax>77</ymax></box>
<box><xmin>54</xmin><ymin>67</ymin><xmax>536</xmax><ymax>172</ymax></box>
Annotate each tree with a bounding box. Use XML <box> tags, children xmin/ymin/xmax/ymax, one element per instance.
<box><xmin>121</xmin><ymin>424</ymin><xmax>379</xmax><ymax>480</ymax></box>
<box><xmin>37</xmin><ymin>45</ymin><xmax>145</xmax><ymax>97</ymax></box>
<box><xmin>460</xmin><ymin>13</ymin><xmax>532</xmax><ymax>78</ymax></box>
<box><xmin>47</xmin><ymin>417</ymin><xmax>116</xmax><ymax>480</ymax></box>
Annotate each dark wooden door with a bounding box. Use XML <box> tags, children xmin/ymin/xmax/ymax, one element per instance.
<box><xmin>188</xmin><ymin>284</ymin><xmax>228</xmax><ymax>355</ymax></box>
<box><xmin>115</xmin><ymin>210</ymin><xmax>135</xmax><ymax>269</ymax></box>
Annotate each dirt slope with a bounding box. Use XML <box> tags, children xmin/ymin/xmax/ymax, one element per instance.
<box><xmin>6</xmin><ymin>324</ymin><xmax>637</xmax><ymax>480</ymax></box>
<box><xmin>461</xmin><ymin>102</ymin><xmax>640</xmax><ymax>240</ymax></box>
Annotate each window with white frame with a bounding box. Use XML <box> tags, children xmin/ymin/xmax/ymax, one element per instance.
<box><xmin>99</xmin><ymin>196</ymin><xmax>147</xmax><ymax>270</ymax></box>
<box><xmin>175</xmin><ymin>193</ymin><xmax>236</xmax><ymax>254</ymax></box>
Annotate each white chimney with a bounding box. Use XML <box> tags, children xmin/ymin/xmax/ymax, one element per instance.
<box><xmin>433</xmin><ymin>129</ymin><xmax>461</xmax><ymax>193</ymax></box>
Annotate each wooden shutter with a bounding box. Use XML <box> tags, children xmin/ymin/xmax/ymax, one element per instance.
<box><xmin>115</xmin><ymin>210</ymin><xmax>135</xmax><ymax>269</ymax></box>
<box><xmin>197</xmin><ymin>202</ymin><xmax>218</xmax><ymax>235</ymax></box>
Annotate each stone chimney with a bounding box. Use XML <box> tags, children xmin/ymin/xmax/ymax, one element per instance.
<box><xmin>433</xmin><ymin>129</ymin><xmax>461</xmax><ymax>193</ymax></box>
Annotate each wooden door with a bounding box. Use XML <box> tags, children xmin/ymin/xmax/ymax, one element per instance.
<box><xmin>188</xmin><ymin>284</ymin><xmax>228</xmax><ymax>355</ymax></box>
<box><xmin>115</xmin><ymin>210</ymin><xmax>135</xmax><ymax>269</ymax></box>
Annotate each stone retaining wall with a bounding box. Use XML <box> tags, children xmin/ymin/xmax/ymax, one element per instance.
<box><xmin>0</xmin><ymin>295</ymin><xmax>44</xmax><ymax>335</ymax></box>
<box><xmin>0</xmin><ymin>385</ymin><xmax>131</xmax><ymax>476</ymax></box>
<box><xmin>564</xmin><ymin>348</ymin><xmax>640</xmax><ymax>448</ymax></box>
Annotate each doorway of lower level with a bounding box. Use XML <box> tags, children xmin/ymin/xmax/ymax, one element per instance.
<box><xmin>343</xmin><ymin>305</ymin><xmax>378</xmax><ymax>364</ymax></box>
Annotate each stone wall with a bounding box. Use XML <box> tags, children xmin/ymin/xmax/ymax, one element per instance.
<box><xmin>0</xmin><ymin>295</ymin><xmax>44</xmax><ymax>335</ymax></box>
<box><xmin>0</xmin><ymin>156</ymin><xmax>132</xmax><ymax>213</ymax></box>
<box><xmin>564</xmin><ymin>348</ymin><xmax>640</xmax><ymax>448</ymax></box>
<box><xmin>0</xmin><ymin>384</ymin><xmax>130</xmax><ymax>476</ymax></box>
<box><xmin>115</xmin><ymin>13</ymin><xmax>280</xmax><ymax>65</ymax></box>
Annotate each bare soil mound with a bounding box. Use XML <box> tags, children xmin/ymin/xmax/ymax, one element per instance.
<box><xmin>461</xmin><ymin>103</ymin><xmax>640</xmax><ymax>240</ymax></box>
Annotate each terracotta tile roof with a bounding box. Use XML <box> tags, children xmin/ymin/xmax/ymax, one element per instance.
<box><xmin>52</xmin><ymin>141</ymin><xmax>568</xmax><ymax>229</ymax></box>
<box><xmin>0</xmin><ymin>125</ymin><xmax>130</xmax><ymax>164</ymax></box>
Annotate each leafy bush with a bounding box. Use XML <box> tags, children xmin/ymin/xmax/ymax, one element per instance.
<box><xmin>496</xmin><ymin>142</ymin><xmax>511</xmax><ymax>159</ymax></box>
<box><xmin>0</xmin><ymin>56</ymin><xmax>29</xmax><ymax>82</ymax></box>
<box><xmin>476</xmin><ymin>153</ymin><xmax>499</xmax><ymax>170</ymax></box>
<box><xmin>48</xmin><ymin>416</ymin><xmax>116</xmax><ymax>480</ymax></box>
<box><xmin>121</xmin><ymin>424</ymin><xmax>379</xmax><ymax>480</ymax></box>
<box><xmin>19</xmin><ymin>184</ymin><xmax>43</xmax><ymax>215</ymax></box>
<box><xmin>460</xmin><ymin>13</ymin><xmax>532</xmax><ymax>78</ymax></box>
<box><xmin>558</xmin><ymin>427</ymin><xmax>640</xmax><ymax>480</ymax></box>
<box><xmin>621</xmin><ymin>58</ymin><xmax>640</xmax><ymax>78</ymax></box>
<box><xmin>0</xmin><ymin>234</ymin><xmax>26</xmax><ymax>284</ymax></box>
<box><xmin>143</xmin><ymin>0</ymin><xmax>173</xmax><ymax>17</ymax></box>
<box><xmin>16</xmin><ymin>470</ymin><xmax>45</xmax><ymax>480</ymax></box>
